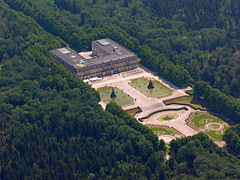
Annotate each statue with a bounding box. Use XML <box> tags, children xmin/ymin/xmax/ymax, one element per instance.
<box><xmin>110</xmin><ymin>88</ymin><xmax>117</xmax><ymax>98</ymax></box>
<box><xmin>147</xmin><ymin>79</ymin><xmax>154</xmax><ymax>89</ymax></box>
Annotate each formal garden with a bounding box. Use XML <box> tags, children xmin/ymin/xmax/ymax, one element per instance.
<box><xmin>130</xmin><ymin>78</ymin><xmax>172</xmax><ymax>98</ymax></box>
<box><xmin>186</xmin><ymin>112</ymin><xmax>229</xmax><ymax>141</ymax></box>
<box><xmin>147</xmin><ymin>125</ymin><xmax>180</xmax><ymax>136</ymax></box>
<box><xmin>97</xmin><ymin>86</ymin><xmax>135</xmax><ymax>107</ymax></box>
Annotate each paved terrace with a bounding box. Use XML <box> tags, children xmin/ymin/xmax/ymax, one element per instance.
<box><xmin>91</xmin><ymin>66</ymin><xmax>198</xmax><ymax>137</ymax></box>
<box><xmin>91</xmin><ymin>66</ymin><xmax>191</xmax><ymax>111</ymax></box>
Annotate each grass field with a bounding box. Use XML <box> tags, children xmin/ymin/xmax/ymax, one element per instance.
<box><xmin>164</xmin><ymin>96</ymin><xmax>206</xmax><ymax>110</ymax></box>
<box><xmin>130</xmin><ymin>78</ymin><xmax>172</xmax><ymax>98</ymax></box>
<box><xmin>126</xmin><ymin>107</ymin><xmax>142</xmax><ymax>117</ymax></box>
<box><xmin>187</xmin><ymin>112</ymin><xmax>229</xmax><ymax>141</ymax></box>
<box><xmin>148</xmin><ymin>126</ymin><xmax>176</xmax><ymax>136</ymax></box>
<box><xmin>157</xmin><ymin>114</ymin><xmax>179</xmax><ymax>121</ymax></box>
<box><xmin>97</xmin><ymin>86</ymin><xmax>134</xmax><ymax>107</ymax></box>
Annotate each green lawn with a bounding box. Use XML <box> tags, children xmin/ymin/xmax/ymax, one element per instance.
<box><xmin>205</xmin><ymin>131</ymin><xmax>223</xmax><ymax>141</ymax></box>
<box><xmin>148</xmin><ymin>126</ymin><xmax>176</xmax><ymax>136</ymax></box>
<box><xmin>126</xmin><ymin>107</ymin><xmax>142</xmax><ymax>117</ymax></box>
<box><xmin>130</xmin><ymin>78</ymin><xmax>172</xmax><ymax>98</ymax></box>
<box><xmin>157</xmin><ymin>114</ymin><xmax>179</xmax><ymax>121</ymax></box>
<box><xmin>164</xmin><ymin>96</ymin><xmax>206</xmax><ymax>110</ymax></box>
<box><xmin>97</xmin><ymin>86</ymin><xmax>134</xmax><ymax>107</ymax></box>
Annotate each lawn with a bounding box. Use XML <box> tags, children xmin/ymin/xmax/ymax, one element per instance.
<box><xmin>97</xmin><ymin>86</ymin><xmax>134</xmax><ymax>107</ymax></box>
<box><xmin>130</xmin><ymin>78</ymin><xmax>172</xmax><ymax>98</ymax></box>
<box><xmin>148</xmin><ymin>126</ymin><xmax>176</xmax><ymax>136</ymax></box>
<box><xmin>157</xmin><ymin>114</ymin><xmax>179</xmax><ymax>121</ymax></box>
<box><xmin>164</xmin><ymin>96</ymin><xmax>206</xmax><ymax>110</ymax></box>
<box><xmin>126</xmin><ymin>107</ymin><xmax>142</xmax><ymax>117</ymax></box>
<box><xmin>205</xmin><ymin>131</ymin><xmax>223</xmax><ymax>141</ymax></box>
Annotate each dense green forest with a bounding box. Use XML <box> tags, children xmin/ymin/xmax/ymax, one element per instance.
<box><xmin>0</xmin><ymin>2</ymin><xmax>159</xmax><ymax>178</ymax></box>
<box><xmin>1</xmin><ymin>0</ymin><xmax>193</xmax><ymax>87</ymax></box>
<box><xmin>224</xmin><ymin>124</ymin><xmax>240</xmax><ymax>155</ymax></box>
<box><xmin>193</xmin><ymin>81</ymin><xmax>240</xmax><ymax>123</ymax></box>
<box><xmin>5</xmin><ymin>0</ymin><xmax>240</xmax><ymax>93</ymax></box>
<box><xmin>53</xmin><ymin>0</ymin><xmax>240</xmax><ymax>98</ymax></box>
<box><xmin>1</xmin><ymin>0</ymin><xmax>240</xmax><ymax>179</ymax></box>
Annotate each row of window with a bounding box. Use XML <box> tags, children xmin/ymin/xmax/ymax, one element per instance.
<box><xmin>79</xmin><ymin>64</ymin><xmax>138</xmax><ymax>79</ymax></box>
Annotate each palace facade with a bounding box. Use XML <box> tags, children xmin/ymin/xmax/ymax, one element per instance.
<box><xmin>50</xmin><ymin>38</ymin><xmax>138</xmax><ymax>79</ymax></box>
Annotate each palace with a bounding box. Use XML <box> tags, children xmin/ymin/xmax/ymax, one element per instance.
<box><xmin>50</xmin><ymin>38</ymin><xmax>138</xmax><ymax>79</ymax></box>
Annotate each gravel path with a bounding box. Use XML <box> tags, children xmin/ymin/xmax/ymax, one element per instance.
<box><xmin>159</xmin><ymin>135</ymin><xmax>175</xmax><ymax>143</ymax></box>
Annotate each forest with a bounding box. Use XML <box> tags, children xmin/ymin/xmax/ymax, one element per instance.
<box><xmin>53</xmin><ymin>0</ymin><xmax>240</xmax><ymax>97</ymax></box>
<box><xmin>224</xmin><ymin>124</ymin><xmax>240</xmax><ymax>155</ymax></box>
<box><xmin>1</xmin><ymin>0</ymin><xmax>240</xmax><ymax>179</ymax></box>
<box><xmin>193</xmin><ymin>81</ymin><xmax>240</xmax><ymax>123</ymax></box>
